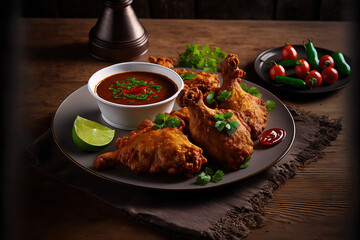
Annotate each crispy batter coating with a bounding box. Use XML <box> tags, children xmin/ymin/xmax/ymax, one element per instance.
<box><xmin>93</xmin><ymin>119</ymin><xmax>207</xmax><ymax>176</ymax></box>
<box><xmin>177</xmin><ymin>87</ymin><xmax>253</xmax><ymax>170</ymax></box>
<box><xmin>148</xmin><ymin>56</ymin><xmax>221</xmax><ymax>96</ymax></box>
<box><xmin>148</xmin><ymin>56</ymin><xmax>176</xmax><ymax>69</ymax></box>
<box><xmin>173</xmin><ymin>68</ymin><xmax>220</xmax><ymax>95</ymax></box>
<box><xmin>218</xmin><ymin>54</ymin><xmax>268</xmax><ymax>139</ymax></box>
<box><xmin>169</xmin><ymin>107</ymin><xmax>190</xmax><ymax>134</ymax></box>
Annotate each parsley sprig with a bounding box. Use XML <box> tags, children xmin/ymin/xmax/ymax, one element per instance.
<box><xmin>178</xmin><ymin>44</ymin><xmax>227</xmax><ymax>72</ymax></box>
<box><xmin>152</xmin><ymin>113</ymin><xmax>180</xmax><ymax>130</ymax></box>
<box><xmin>214</xmin><ymin>112</ymin><xmax>240</xmax><ymax>136</ymax></box>
<box><xmin>196</xmin><ymin>167</ymin><xmax>224</xmax><ymax>186</ymax></box>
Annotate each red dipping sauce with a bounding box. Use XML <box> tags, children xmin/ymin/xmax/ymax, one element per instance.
<box><xmin>259</xmin><ymin>128</ymin><xmax>286</xmax><ymax>146</ymax></box>
<box><xmin>96</xmin><ymin>71</ymin><xmax>178</xmax><ymax>105</ymax></box>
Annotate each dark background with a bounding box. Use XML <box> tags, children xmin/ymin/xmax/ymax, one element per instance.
<box><xmin>21</xmin><ymin>0</ymin><xmax>353</xmax><ymax>21</ymax></box>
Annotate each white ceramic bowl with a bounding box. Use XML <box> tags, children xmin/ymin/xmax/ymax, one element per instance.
<box><xmin>88</xmin><ymin>62</ymin><xmax>184</xmax><ymax>130</ymax></box>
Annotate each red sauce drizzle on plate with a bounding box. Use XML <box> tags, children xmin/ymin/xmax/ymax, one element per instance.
<box><xmin>259</xmin><ymin>128</ymin><xmax>286</xmax><ymax>146</ymax></box>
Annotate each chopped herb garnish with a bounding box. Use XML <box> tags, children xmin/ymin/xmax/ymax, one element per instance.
<box><xmin>211</xmin><ymin>170</ymin><xmax>225</xmax><ymax>183</ymax></box>
<box><xmin>240</xmin><ymin>83</ymin><xmax>262</xmax><ymax>98</ymax></box>
<box><xmin>115</xmin><ymin>81</ymin><xmax>126</xmax><ymax>87</ymax></box>
<box><xmin>107</xmin><ymin>77</ymin><xmax>163</xmax><ymax>103</ymax></box>
<box><xmin>196</xmin><ymin>167</ymin><xmax>224</xmax><ymax>186</ymax></box>
<box><xmin>214</xmin><ymin>112</ymin><xmax>240</xmax><ymax>136</ymax></box>
<box><xmin>216</xmin><ymin>90</ymin><xmax>232</xmax><ymax>102</ymax></box>
<box><xmin>240</xmin><ymin>155</ymin><xmax>251</xmax><ymax>169</ymax></box>
<box><xmin>152</xmin><ymin>113</ymin><xmax>180</xmax><ymax>130</ymax></box>
<box><xmin>206</xmin><ymin>90</ymin><xmax>232</xmax><ymax>106</ymax></box>
<box><xmin>139</xmin><ymin>93</ymin><xmax>148</xmax><ymax>100</ymax></box>
<box><xmin>180</xmin><ymin>72</ymin><xmax>197</xmax><ymax>80</ymax></box>
<box><xmin>240</xmin><ymin>83</ymin><xmax>276</xmax><ymax>111</ymax></box>
<box><xmin>196</xmin><ymin>172</ymin><xmax>211</xmax><ymax>186</ymax></box>
<box><xmin>151</xmin><ymin>84</ymin><xmax>163</xmax><ymax>92</ymax></box>
<box><xmin>206</xmin><ymin>90</ymin><xmax>216</xmax><ymax>105</ymax></box>
<box><xmin>165</xmin><ymin>117</ymin><xmax>180</xmax><ymax>128</ymax></box>
<box><xmin>178</xmin><ymin>44</ymin><xmax>227</xmax><ymax>72</ymax></box>
<box><xmin>265</xmin><ymin>100</ymin><xmax>276</xmax><ymax>111</ymax></box>
<box><xmin>124</xmin><ymin>94</ymin><xmax>138</xmax><ymax>99</ymax></box>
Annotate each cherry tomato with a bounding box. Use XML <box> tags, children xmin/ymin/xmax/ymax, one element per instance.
<box><xmin>295</xmin><ymin>59</ymin><xmax>310</xmax><ymax>79</ymax></box>
<box><xmin>259</xmin><ymin>128</ymin><xmax>286</xmax><ymax>146</ymax></box>
<box><xmin>281</xmin><ymin>45</ymin><xmax>298</xmax><ymax>60</ymax></box>
<box><xmin>269</xmin><ymin>64</ymin><xmax>285</xmax><ymax>80</ymax></box>
<box><xmin>319</xmin><ymin>54</ymin><xmax>335</xmax><ymax>70</ymax></box>
<box><xmin>305</xmin><ymin>70</ymin><xmax>322</xmax><ymax>88</ymax></box>
<box><xmin>321</xmin><ymin>67</ymin><xmax>338</xmax><ymax>84</ymax></box>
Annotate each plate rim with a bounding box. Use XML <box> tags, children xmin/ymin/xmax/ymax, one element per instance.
<box><xmin>51</xmin><ymin>76</ymin><xmax>296</xmax><ymax>191</ymax></box>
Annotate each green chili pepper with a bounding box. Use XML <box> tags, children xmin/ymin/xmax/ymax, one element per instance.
<box><xmin>331</xmin><ymin>52</ymin><xmax>351</xmax><ymax>75</ymax></box>
<box><xmin>274</xmin><ymin>75</ymin><xmax>307</xmax><ymax>89</ymax></box>
<box><xmin>304</xmin><ymin>41</ymin><xmax>319</xmax><ymax>69</ymax></box>
<box><xmin>278</xmin><ymin>59</ymin><xmax>298</xmax><ymax>68</ymax></box>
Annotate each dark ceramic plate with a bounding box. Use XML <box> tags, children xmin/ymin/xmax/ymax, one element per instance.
<box><xmin>52</xmin><ymin>73</ymin><xmax>295</xmax><ymax>190</ymax></box>
<box><xmin>254</xmin><ymin>45</ymin><xmax>351</xmax><ymax>95</ymax></box>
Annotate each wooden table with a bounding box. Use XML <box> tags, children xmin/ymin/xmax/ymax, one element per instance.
<box><xmin>17</xmin><ymin>18</ymin><xmax>356</xmax><ymax>239</ymax></box>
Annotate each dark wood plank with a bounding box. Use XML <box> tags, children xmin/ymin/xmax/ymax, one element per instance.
<box><xmin>275</xmin><ymin>0</ymin><xmax>321</xmax><ymax>20</ymax></box>
<box><xmin>148</xmin><ymin>0</ymin><xmax>195</xmax><ymax>18</ymax></box>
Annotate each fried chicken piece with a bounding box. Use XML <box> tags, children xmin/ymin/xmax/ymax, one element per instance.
<box><xmin>177</xmin><ymin>87</ymin><xmax>253</xmax><ymax>170</ymax></box>
<box><xmin>217</xmin><ymin>54</ymin><xmax>267</xmax><ymax>139</ymax></box>
<box><xmin>148</xmin><ymin>56</ymin><xmax>221</xmax><ymax>95</ymax></box>
<box><xmin>93</xmin><ymin>119</ymin><xmax>207</xmax><ymax>176</ymax></box>
<box><xmin>148</xmin><ymin>56</ymin><xmax>176</xmax><ymax>68</ymax></box>
<box><xmin>169</xmin><ymin>107</ymin><xmax>190</xmax><ymax>134</ymax></box>
<box><xmin>173</xmin><ymin>68</ymin><xmax>220</xmax><ymax>95</ymax></box>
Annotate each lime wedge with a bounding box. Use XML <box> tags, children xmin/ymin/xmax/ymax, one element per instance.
<box><xmin>72</xmin><ymin>116</ymin><xmax>115</xmax><ymax>152</ymax></box>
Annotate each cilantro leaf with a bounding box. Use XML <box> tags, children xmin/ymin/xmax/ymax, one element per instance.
<box><xmin>151</xmin><ymin>124</ymin><xmax>162</xmax><ymax>130</ymax></box>
<box><xmin>240</xmin><ymin>83</ymin><xmax>275</xmax><ymax>111</ymax></box>
<box><xmin>223</xmin><ymin>112</ymin><xmax>233</xmax><ymax>118</ymax></box>
<box><xmin>206</xmin><ymin>90</ymin><xmax>216</xmax><ymax>105</ymax></box>
<box><xmin>247</xmin><ymin>87</ymin><xmax>262</xmax><ymax>98</ymax></box>
<box><xmin>204</xmin><ymin>167</ymin><xmax>214</xmax><ymax>176</ymax></box>
<box><xmin>180</xmin><ymin>72</ymin><xmax>197</xmax><ymax>80</ymax></box>
<box><xmin>165</xmin><ymin>117</ymin><xmax>180</xmax><ymax>128</ymax></box>
<box><xmin>214</xmin><ymin>121</ymin><xmax>225</xmax><ymax>131</ymax></box>
<box><xmin>195</xmin><ymin>167</ymin><xmax>225</xmax><ymax>186</ymax></box>
<box><xmin>211</xmin><ymin>170</ymin><xmax>224</xmax><ymax>183</ymax></box>
<box><xmin>240</xmin><ymin>155</ymin><xmax>251</xmax><ymax>169</ymax></box>
<box><xmin>216</xmin><ymin>90</ymin><xmax>232</xmax><ymax>102</ymax></box>
<box><xmin>196</xmin><ymin>172</ymin><xmax>211</xmax><ymax>186</ymax></box>
<box><xmin>226</xmin><ymin>120</ymin><xmax>240</xmax><ymax>136</ymax></box>
<box><xmin>214</xmin><ymin>112</ymin><xmax>239</xmax><ymax>136</ymax></box>
<box><xmin>152</xmin><ymin>113</ymin><xmax>180</xmax><ymax>130</ymax></box>
<box><xmin>266</xmin><ymin>100</ymin><xmax>276</xmax><ymax>111</ymax></box>
<box><xmin>178</xmin><ymin>44</ymin><xmax>227</xmax><ymax>72</ymax></box>
<box><xmin>153</xmin><ymin>113</ymin><xmax>169</xmax><ymax>125</ymax></box>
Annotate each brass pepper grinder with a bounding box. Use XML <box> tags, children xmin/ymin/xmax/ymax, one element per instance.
<box><xmin>88</xmin><ymin>0</ymin><xmax>149</xmax><ymax>62</ymax></box>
